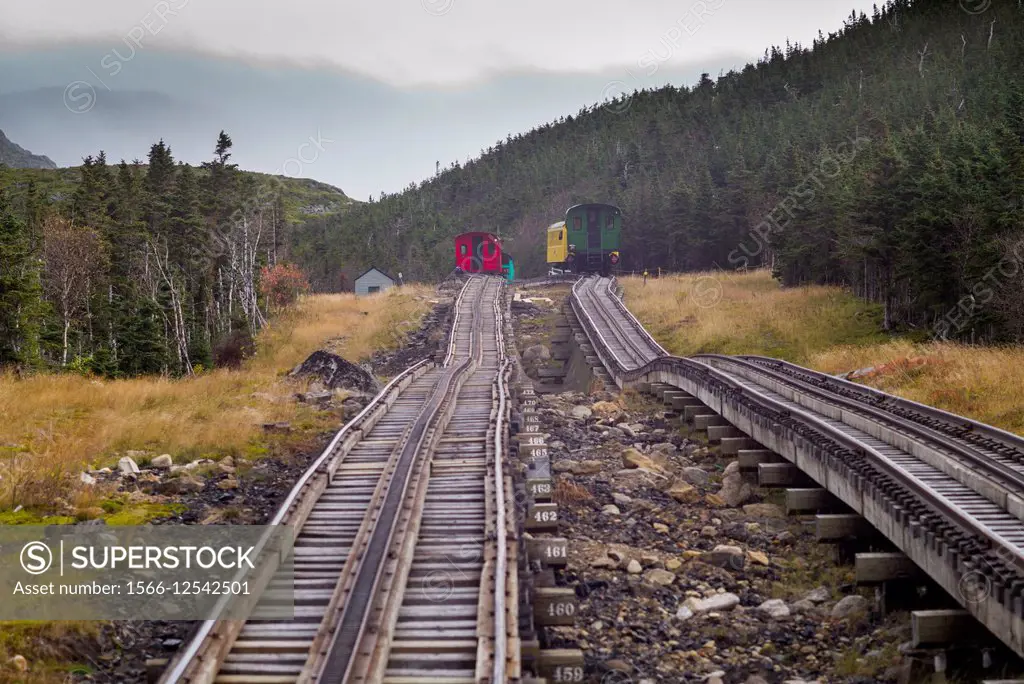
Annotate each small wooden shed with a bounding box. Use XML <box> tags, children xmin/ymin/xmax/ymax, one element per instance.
<box><xmin>354</xmin><ymin>267</ymin><xmax>396</xmax><ymax>296</ymax></box>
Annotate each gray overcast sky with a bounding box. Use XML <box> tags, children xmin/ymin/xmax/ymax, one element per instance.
<box><xmin>0</xmin><ymin>0</ymin><xmax>879</xmax><ymax>198</ymax></box>
<box><xmin>3</xmin><ymin>0</ymin><xmax>876</xmax><ymax>86</ymax></box>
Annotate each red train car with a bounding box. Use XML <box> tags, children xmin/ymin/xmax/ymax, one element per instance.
<box><xmin>454</xmin><ymin>231</ymin><xmax>503</xmax><ymax>274</ymax></box>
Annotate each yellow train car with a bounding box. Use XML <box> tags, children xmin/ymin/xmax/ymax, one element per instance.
<box><xmin>546</xmin><ymin>221</ymin><xmax>569</xmax><ymax>264</ymax></box>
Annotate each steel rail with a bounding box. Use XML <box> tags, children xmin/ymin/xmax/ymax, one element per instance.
<box><xmin>323</xmin><ymin>281</ymin><xmax>487</xmax><ymax>683</ymax></box>
<box><xmin>160</xmin><ymin>278</ymin><xmax>474</xmax><ymax>684</ymax></box>
<box><xmin>739</xmin><ymin>354</ymin><xmax>1024</xmax><ymax>456</ymax></box>
<box><xmin>695</xmin><ymin>353</ymin><xmax>1024</xmax><ymax>496</ymax></box>
<box><xmin>569</xmin><ymin>283</ymin><xmax>1024</xmax><ymax>575</ymax></box>
<box><xmin>491</xmin><ymin>280</ymin><xmax>509</xmax><ymax>684</ymax></box>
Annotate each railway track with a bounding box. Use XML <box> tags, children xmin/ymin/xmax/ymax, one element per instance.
<box><xmin>571</xmin><ymin>275</ymin><xmax>1024</xmax><ymax>659</ymax></box>
<box><xmin>571</xmin><ymin>276</ymin><xmax>664</xmax><ymax>370</ymax></box>
<box><xmin>159</xmin><ymin>275</ymin><xmax>517</xmax><ymax>684</ymax></box>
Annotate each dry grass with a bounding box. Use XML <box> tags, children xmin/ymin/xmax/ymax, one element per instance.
<box><xmin>811</xmin><ymin>341</ymin><xmax>1024</xmax><ymax>435</ymax></box>
<box><xmin>623</xmin><ymin>270</ymin><xmax>1024</xmax><ymax>436</ymax></box>
<box><xmin>622</xmin><ymin>269</ymin><xmax>887</xmax><ymax>363</ymax></box>
<box><xmin>0</xmin><ymin>287</ymin><xmax>433</xmax><ymax>511</ymax></box>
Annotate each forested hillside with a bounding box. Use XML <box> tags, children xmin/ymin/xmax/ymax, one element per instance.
<box><xmin>296</xmin><ymin>0</ymin><xmax>1023</xmax><ymax>342</ymax></box>
<box><xmin>0</xmin><ymin>133</ymin><xmax>350</xmax><ymax>376</ymax></box>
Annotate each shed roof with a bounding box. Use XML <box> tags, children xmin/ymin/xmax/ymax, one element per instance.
<box><xmin>354</xmin><ymin>266</ymin><xmax>397</xmax><ymax>283</ymax></box>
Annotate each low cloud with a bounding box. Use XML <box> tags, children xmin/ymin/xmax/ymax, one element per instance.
<box><xmin>1</xmin><ymin>0</ymin><xmax>878</xmax><ymax>87</ymax></box>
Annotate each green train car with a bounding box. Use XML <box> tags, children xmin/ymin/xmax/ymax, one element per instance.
<box><xmin>547</xmin><ymin>203</ymin><xmax>621</xmax><ymax>275</ymax></box>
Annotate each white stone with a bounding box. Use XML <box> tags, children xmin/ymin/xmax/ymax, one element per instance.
<box><xmin>117</xmin><ymin>456</ymin><xmax>140</xmax><ymax>475</ymax></box>
<box><xmin>757</xmin><ymin>598</ymin><xmax>791</xmax><ymax>618</ymax></box>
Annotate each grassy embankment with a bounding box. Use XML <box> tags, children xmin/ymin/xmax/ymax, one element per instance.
<box><xmin>0</xmin><ymin>286</ymin><xmax>431</xmax><ymax>681</ymax></box>
<box><xmin>0</xmin><ymin>286</ymin><xmax>432</xmax><ymax>518</ymax></box>
<box><xmin>623</xmin><ymin>270</ymin><xmax>1024</xmax><ymax>436</ymax></box>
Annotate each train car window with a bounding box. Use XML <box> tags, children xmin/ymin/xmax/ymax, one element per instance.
<box><xmin>460</xmin><ymin>244</ymin><xmax>467</xmax><ymax>256</ymax></box>
<box><xmin>573</xmin><ymin>217</ymin><xmax>581</xmax><ymax>230</ymax></box>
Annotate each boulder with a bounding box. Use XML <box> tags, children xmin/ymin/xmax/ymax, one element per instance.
<box><xmin>118</xmin><ymin>456</ymin><xmax>140</xmax><ymax>475</ymax></box>
<box><xmin>571</xmin><ymin>460</ymin><xmax>603</xmax><ymax>475</ymax></box>
<box><xmin>626</xmin><ymin>559</ymin><xmax>643</xmax><ymax>574</ymax></box>
<box><xmin>804</xmin><ymin>587</ymin><xmax>830</xmax><ymax>603</ymax></box>
<box><xmin>570</xmin><ymin>405</ymin><xmax>593</xmax><ymax>420</ymax></box>
<box><xmin>80</xmin><ymin>472</ymin><xmax>97</xmax><ymax>486</ymax></box>
<box><xmin>667</xmin><ymin>482</ymin><xmax>700</xmax><ymax>504</ymax></box>
<box><xmin>757</xmin><ymin>599</ymin><xmax>791</xmax><ymax>618</ymax></box>
<box><xmin>831</xmin><ymin>594</ymin><xmax>869</xmax><ymax>619</ymax></box>
<box><xmin>679</xmin><ymin>592</ymin><xmax>741</xmax><ymax>617</ymax></box>
<box><xmin>621</xmin><ymin>448</ymin><xmax>660</xmax><ymax>471</ymax></box>
<box><xmin>719</xmin><ymin>474</ymin><xmax>754</xmax><ymax>507</ymax></box>
<box><xmin>290</xmin><ymin>350</ymin><xmax>380</xmax><ymax>394</ymax></box>
<box><xmin>151</xmin><ymin>454</ymin><xmax>173</xmax><ymax>470</ymax></box>
<box><xmin>747</xmin><ymin>550</ymin><xmax>770</xmax><ymax>566</ymax></box>
<box><xmin>644</xmin><ymin>569</ymin><xmax>675</xmax><ymax>586</ymax></box>
<box><xmin>701</xmin><ymin>545</ymin><xmax>745</xmax><ymax>570</ymax></box>
<box><xmin>742</xmin><ymin>503</ymin><xmax>785</xmax><ymax>518</ymax></box>
<box><xmin>679</xmin><ymin>467</ymin><xmax>710</xmax><ymax>485</ymax></box>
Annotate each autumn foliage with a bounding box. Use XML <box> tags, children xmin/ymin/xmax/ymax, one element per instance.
<box><xmin>260</xmin><ymin>263</ymin><xmax>311</xmax><ymax>309</ymax></box>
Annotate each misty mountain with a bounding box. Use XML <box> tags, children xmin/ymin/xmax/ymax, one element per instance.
<box><xmin>0</xmin><ymin>128</ymin><xmax>56</xmax><ymax>169</ymax></box>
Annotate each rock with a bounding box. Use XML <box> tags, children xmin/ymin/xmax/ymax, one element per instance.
<box><xmin>653</xmin><ymin>522</ymin><xmax>669</xmax><ymax>533</ymax></box>
<box><xmin>290</xmin><ymin>350</ymin><xmax>381</xmax><ymax>394</ymax></box>
<box><xmin>591</xmin><ymin>556</ymin><xmax>617</xmax><ymax>569</ymax></box>
<box><xmin>644</xmin><ymin>568</ymin><xmax>675</xmax><ymax>586</ymax></box>
<box><xmin>747</xmin><ymin>550</ymin><xmax>770</xmax><ymax>566</ymax></box>
<box><xmin>650</xmin><ymin>442</ymin><xmax>677</xmax><ymax>456</ymax></box>
<box><xmin>605</xmin><ymin>659</ymin><xmax>632</xmax><ymax>674</ymax></box>
<box><xmin>679</xmin><ymin>467</ymin><xmax>710</xmax><ymax>485</ymax></box>
<box><xmin>724</xmin><ymin>460</ymin><xmax>741</xmax><ymax>476</ymax></box>
<box><xmin>701</xmin><ymin>545</ymin><xmax>745</xmax><ymax>569</ymax></box>
<box><xmin>151</xmin><ymin>454</ymin><xmax>173</xmax><ymax>469</ymax></box>
<box><xmin>117</xmin><ymin>456</ymin><xmax>140</xmax><ymax>475</ymax></box>
<box><xmin>742</xmin><ymin>503</ymin><xmax>785</xmax><ymax>518</ymax></box>
<box><xmin>705</xmin><ymin>493</ymin><xmax>726</xmax><ymax>507</ymax></box>
<box><xmin>571</xmin><ymin>460</ymin><xmax>603</xmax><ymax>475</ymax></box>
<box><xmin>216</xmin><ymin>477</ymin><xmax>239</xmax><ymax>491</ymax></box>
<box><xmin>523</xmin><ymin>344</ymin><xmax>551</xmax><ymax>362</ymax></box>
<box><xmin>614</xmin><ymin>423</ymin><xmax>635</xmax><ymax>439</ymax></box>
<box><xmin>668</xmin><ymin>482</ymin><xmax>700</xmax><ymax>504</ymax></box>
<box><xmin>675</xmin><ymin>604</ymin><xmax>694</xmax><ymax>621</ymax></box>
<box><xmin>791</xmin><ymin>599</ymin><xmax>817</xmax><ymax>614</ymax></box>
<box><xmin>626</xmin><ymin>559</ymin><xmax>643</xmax><ymax>574</ymax></box>
<box><xmin>700</xmin><ymin>525</ymin><xmax>718</xmax><ymax>538</ymax></box>
<box><xmin>80</xmin><ymin>472</ymin><xmax>97</xmax><ymax>486</ymax></box>
<box><xmin>758</xmin><ymin>598</ymin><xmax>791</xmax><ymax>618</ymax></box>
<box><xmin>570</xmin><ymin>405</ymin><xmax>593</xmax><ymax>420</ymax></box>
<box><xmin>719</xmin><ymin>473</ymin><xmax>754</xmax><ymax>507</ymax></box>
<box><xmin>612</xmin><ymin>492</ymin><xmax>632</xmax><ymax>505</ymax></box>
<box><xmin>601</xmin><ymin>504</ymin><xmax>621</xmax><ymax>516</ymax></box>
<box><xmin>552</xmin><ymin>459</ymin><xmax>574</xmax><ymax>473</ymax></box>
<box><xmin>8</xmin><ymin>655</ymin><xmax>27</xmax><ymax>672</ymax></box>
<box><xmin>831</xmin><ymin>595</ymin><xmax>869</xmax><ymax>619</ymax></box>
<box><xmin>682</xmin><ymin>592</ymin><xmax>741</xmax><ymax>615</ymax></box>
<box><xmin>805</xmin><ymin>586</ymin><xmax>830</xmax><ymax>603</ymax></box>
<box><xmin>745</xmin><ymin>677</ymin><xmax>770</xmax><ymax>684</ymax></box>
<box><xmin>608</xmin><ymin>550</ymin><xmax>626</xmax><ymax>563</ymax></box>
<box><xmin>162</xmin><ymin>638</ymin><xmax>183</xmax><ymax>649</ymax></box>
<box><xmin>665</xmin><ymin>559</ymin><xmax>682</xmax><ymax>571</ymax></box>
<box><xmin>621</xmin><ymin>448</ymin><xmax>655</xmax><ymax>470</ymax></box>
<box><xmin>160</xmin><ymin>475</ymin><xmax>205</xmax><ymax>494</ymax></box>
